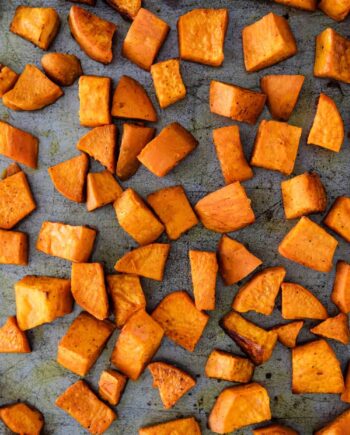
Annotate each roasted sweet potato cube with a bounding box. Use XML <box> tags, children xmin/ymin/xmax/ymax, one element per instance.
<box><xmin>147</xmin><ymin>186</ymin><xmax>198</xmax><ymax>240</ymax></box>
<box><xmin>209</xmin><ymin>383</ymin><xmax>271</xmax><ymax>433</ymax></box>
<box><xmin>310</xmin><ymin>313</ymin><xmax>349</xmax><ymax>344</ymax></box>
<box><xmin>57</xmin><ymin>312</ymin><xmax>115</xmax><ymax>376</ymax></box>
<box><xmin>69</xmin><ymin>0</ymin><xmax>96</xmax><ymax>4</ymax></box>
<box><xmin>178</xmin><ymin>8</ymin><xmax>228</xmax><ymax>67</ymax></box>
<box><xmin>315</xmin><ymin>409</ymin><xmax>350</xmax><ymax>434</ymax></box>
<box><xmin>0</xmin><ymin>403</ymin><xmax>44</xmax><ymax>435</ymax></box>
<box><xmin>210</xmin><ymin>81</ymin><xmax>266</xmax><ymax>124</ymax></box>
<box><xmin>279</xmin><ymin>216</ymin><xmax>338</xmax><ymax>272</ymax></box>
<box><xmin>56</xmin><ymin>380</ymin><xmax>116</xmax><ymax>434</ymax></box>
<box><xmin>195</xmin><ymin>182</ymin><xmax>255</xmax><ymax>233</ymax></box>
<box><xmin>114</xmin><ymin>243</ymin><xmax>170</xmax><ymax>280</ymax></box>
<box><xmin>0</xmin><ymin>229</ymin><xmax>27</xmax><ymax>265</ymax></box>
<box><xmin>271</xmin><ymin>321</ymin><xmax>304</xmax><ymax>348</ymax></box>
<box><xmin>98</xmin><ymin>370</ymin><xmax>127</xmax><ymax>406</ymax></box>
<box><xmin>41</xmin><ymin>53</ymin><xmax>82</xmax><ymax>86</ymax></box>
<box><xmin>292</xmin><ymin>339</ymin><xmax>344</xmax><ymax>393</ymax></box>
<box><xmin>0</xmin><ymin>316</ymin><xmax>30</xmax><ymax>353</ymax></box>
<box><xmin>87</xmin><ymin>171</ymin><xmax>122</xmax><ymax>211</ymax></box>
<box><xmin>122</xmin><ymin>8</ymin><xmax>169</xmax><ymax>70</ymax></box>
<box><xmin>205</xmin><ymin>349</ymin><xmax>254</xmax><ymax>383</ymax></box>
<box><xmin>319</xmin><ymin>0</ymin><xmax>350</xmax><ymax>21</ymax></box>
<box><xmin>79</xmin><ymin>76</ymin><xmax>111</xmax><ymax>127</ymax></box>
<box><xmin>36</xmin><ymin>222</ymin><xmax>96</xmax><ymax>262</ymax></box>
<box><xmin>0</xmin><ymin>65</ymin><xmax>18</xmax><ymax>97</ymax></box>
<box><xmin>242</xmin><ymin>13</ymin><xmax>297</xmax><ymax>72</ymax></box>
<box><xmin>138</xmin><ymin>123</ymin><xmax>198</xmax><ymax>177</ymax></box>
<box><xmin>324</xmin><ymin>196</ymin><xmax>350</xmax><ymax>242</ymax></box>
<box><xmin>341</xmin><ymin>363</ymin><xmax>350</xmax><ymax>403</ymax></box>
<box><xmin>111</xmin><ymin>309</ymin><xmax>164</xmax><ymax>380</ymax></box>
<box><xmin>106</xmin><ymin>0</ymin><xmax>141</xmax><ymax>20</ymax></box>
<box><xmin>10</xmin><ymin>6</ymin><xmax>60</xmax><ymax>50</ymax></box>
<box><xmin>2</xmin><ymin>163</ymin><xmax>21</xmax><ymax>179</ymax></box>
<box><xmin>332</xmin><ymin>261</ymin><xmax>350</xmax><ymax>313</ymax></box>
<box><xmin>139</xmin><ymin>417</ymin><xmax>201</xmax><ymax>435</ymax></box>
<box><xmin>148</xmin><ymin>362</ymin><xmax>196</xmax><ymax>409</ymax></box>
<box><xmin>254</xmin><ymin>424</ymin><xmax>299</xmax><ymax>435</ymax></box>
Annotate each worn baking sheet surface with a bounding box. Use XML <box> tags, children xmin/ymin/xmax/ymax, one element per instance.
<box><xmin>0</xmin><ymin>0</ymin><xmax>350</xmax><ymax>433</ymax></box>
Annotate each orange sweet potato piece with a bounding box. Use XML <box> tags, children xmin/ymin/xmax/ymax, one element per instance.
<box><xmin>106</xmin><ymin>0</ymin><xmax>141</xmax><ymax>20</ymax></box>
<box><xmin>41</xmin><ymin>53</ymin><xmax>82</xmax><ymax>86</ymax></box>
<box><xmin>57</xmin><ymin>312</ymin><xmax>115</xmax><ymax>376</ymax></box>
<box><xmin>0</xmin><ymin>316</ymin><xmax>30</xmax><ymax>353</ymax></box>
<box><xmin>315</xmin><ymin>409</ymin><xmax>350</xmax><ymax>434</ymax></box>
<box><xmin>292</xmin><ymin>339</ymin><xmax>344</xmax><ymax>393</ymax></box>
<box><xmin>87</xmin><ymin>170</ymin><xmax>123</xmax><ymax>211</ymax></box>
<box><xmin>98</xmin><ymin>370</ymin><xmax>127</xmax><ymax>406</ymax></box>
<box><xmin>0</xmin><ymin>403</ymin><xmax>44</xmax><ymax>435</ymax></box>
<box><xmin>69</xmin><ymin>6</ymin><xmax>116</xmax><ymax>64</ymax></box>
<box><xmin>148</xmin><ymin>362</ymin><xmax>196</xmax><ymax>409</ymax></box>
<box><xmin>69</xmin><ymin>0</ymin><xmax>96</xmax><ymax>4</ymax></box>
<box><xmin>254</xmin><ymin>424</ymin><xmax>299</xmax><ymax>435</ymax></box>
<box><xmin>138</xmin><ymin>123</ymin><xmax>198</xmax><ymax>177</ymax></box>
<box><xmin>274</xmin><ymin>0</ymin><xmax>316</xmax><ymax>9</ymax></box>
<box><xmin>278</xmin><ymin>216</ymin><xmax>338</xmax><ymax>272</ymax></box>
<box><xmin>310</xmin><ymin>313</ymin><xmax>349</xmax><ymax>344</ymax></box>
<box><xmin>332</xmin><ymin>261</ymin><xmax>350</xmax><ymax>313</ymax></box>
<box><xmin>271</xmin><ymin>321</ymin><xmax>304</xmax><ymax>348</ymax></box>
<box><xmin>2</xmin><ymin>163</ymin><xmax>21</xmax><ymax>179</ymax></box>
<box><xmin>139</xmin><ymin>417</ymin><xmax>201</xmax><ymax>435</ymax></box>
<box><xmin>324</xmin><ymin>196</ymin><xmax>350</xmax><ymax>242</ymax></box>
<box><xmin>341</xmin><ymin>363</ymin><xmax>350</xmax><ymax>403</ymax></box>
<box><xmin>205</xmin><ymin>349</ymin><xmax>254</xmax><ymax>383</ymax></box>
<box><xmin>79</xmin><ymin>75</ymin><xmax>111</xmax><ymax>127</ymax></box>
<box><xmin>195</xmin><ymin>182</ymin><xmax>255</xmax><ymax>233</ymax></box>
<box><xmin>56</xmin><ymin>380</ymin><xmax>116</xmax><ymax>434</ymax></box>
<box><xmin>111</xmin><ymin>309</ymin><xmax>164</xmax><ymax>380</ymax></box>
<box><xmin>152</xmin><ymin>291</ymin><xmax>209</xmax><ymax>352</ymax></box>
<box><xmin>208</xmin><ymin>383</ymin><xmax>271</xmax><ymax>433</ymax></box>
<box><xmin>0</xmin><ymin>229</ymin><xmax>28</xmax><ymax>265</ymax></box>
<box><xmin>0</xmin><ymin>65</ymin><xmax>18</xmax><ymax>97</ymax></box>
<box><xmin>319</xmin><ymin>0</ymin><xmax>350</xmax><ymax>21</ymax></box>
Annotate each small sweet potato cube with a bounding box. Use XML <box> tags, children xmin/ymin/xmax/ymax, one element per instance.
<box><xmin>310</xmin><ymin>313</ymin><xmax>349</xmax><ymax>344</ymax></box>
<box><xmin>0</xmin><ymin>403</ymin><xmax>44</xmax><ymax>435</ymax></box>
<box><xmin>341</xmin><ymin>363</ymin><xmax>350</xmax><ymax>403</ymax></box>
<box><xmin>292</xmin><ymin>339</ymin><xmax>344</xmax><ymax>393</ymax></box>
<box><xmin>87</xmin><ymin>170</ymin><xmax>123</xmax><ymax>211</ymax></box>
<box><xmin>41</xmin><ymin>53</ymin><xmax>82</xmax><ymax>86</ymax></box>
<box><xmin>195</xmin><ymin>182</ymin><xmax>255</xmax><ymax>233</ymax></box>
<box><xmin>122</xmin><ymin>8</ymin><xmax>169</xmax><ymax>71</ymax></box>
<box><xmin>0</xmin><ymin>229</ymin><xmax>28</xmax><ymax>265</ymax></box>
<box><xmin>0</xmin><ymin>65</ymin><xmax>18</xmax><ymax>97</ymax></box>
<box><xmin>147</xmin><ymin>186</ymin><xmax>198</xmax><ymax>240</ymax></box>
<box><xmin>111</xmin><ymin>309</ymin><xmax>164</xmax><ymax>380</ymax></box>
<box><xmin>138</xmin><ymin>123</ymin><xmax>198</xmax><ymax>177</ymax></box>
<box><xmin>242</xmin><ymin>13</ymin><xmax>297</xmax><ymax>72</ymax></box>
<box><xmin>57</xmin><ymin>312</ymin><xmax>115</xmax><ymax>376</ymax></box>
<box><xmin>0</xmin><ymin>316</ymin><xmax>30</xmax><ymax>353</ymax></box>
<box><xmin>152</xmin><ymin>291</ymin><xmax>209</xmax><ymax>352</ymax></box>
<box><xmin>208</xmin><ymin>383</ymin><xmax>271</xmax><ymax>433</ymax></box>
<box><xmin>315</xmin><ymin>409</ymin><xmax>350</xmax><ymax>435</ymax></box>
<box><xmin>332</xmin><ymin>261</ymin><xmax>350</xmax><ymax>313</ymax></box>
<box><xmin>254</xmin><ymin>424</ymin><xmax>299</xmax><ymax>435</ymax></box>
<box><xmin>79</xmin><ymin>76</ymin><xmax>111</xmax><ymax>127</ymax></box>
<box><xmin>178</xmin><ymin>8</ymin><xmax>228</xmax><ymax>67</ymax></box>
<box><xmin>205</xmin><ymin>349</ymin><xmax>254</xmax><ymax>383</ymax></box>
<box><xmin>98</xmin><ymin>370</ymin><xmax>127</xmax><ymax>406</ymax></box>
<box><xmin>319</xmin><ymin>0</ymin><xmax>350</xmax><ymax>21</ymax></box>
<box><xmin>324</xmin><ymin>196</ymin><xmax>350</xmax><ymax>242</ymax></box>
<box><xmin>56</xmin><ymin>380</ymin><xmax>116</xmax><ymax>434</ymax></box>
<box><xmin>148</xmin><ymin>362</ymin><xmax>196</xmax><ymax>409</ymax></box>
<box><xmin>106</xmin><ymin>0</ymin><xmax>141</xmax><ymax>20</ymax></box>
<box><xmin>139</xmin><ymin>417</ymin><xmax>201</xmax><ymax>435</ymax></box>
<box><xmin>278</xmin><ymin>216</ymin><xmax>338</xmax><ymax>272</ymax></box>
<box><xmin>271</xmin><ymin>321</ymin><xmax>304</xmax><ymax>348</ymax></box>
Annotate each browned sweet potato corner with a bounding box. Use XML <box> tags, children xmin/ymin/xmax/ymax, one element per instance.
<box><xmin>41</xmin><ymin>53</ymin><xmax>82</xmax><ymax>86</ymax></box>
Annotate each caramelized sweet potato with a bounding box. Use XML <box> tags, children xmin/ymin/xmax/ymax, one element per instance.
<box><xmin>254</xmin><ymin>424</ymin><xmax>299</xmax><ymax>435</ymax></box>
<box><xmin>151</xmin><ymin>59</ymin><xmax>186</xmax><ymax>108</ymax></box>
<box><xmin>79</xmin><ymin>75</ymin><xmax>111</xmax><ymax>127</ymax></box>
<box><xmin>0</xmin><ymin>65</ymin><xmax>18</xmax><ymax>97</ymax></box>
<box><xmin>0</xmin><ymin>229</ymin><xmax>28</xmax><ymax>265</ymax></box>
<box><xmin>341</xmin><ymin>363</ymin><xmax>350</xmax><ymax>403</ymax></box>
<box><xmin>271</xmin><ymin>321</ymin><xmax>304</xmax><ymax>348</ymax></box>
<box><xmin>139</xmin><ymin>417</ymin><xmax>201</xmax><ymax>435</ymax></box>
<box><xmin>324</xmin><ymin>196</ymin><xmax>350</xmax><ymax>242</ymax></box>
<box><xmin>332</xmin><ymin>261</ymin><xmax>350</xmax><ymax>313</ymax></box>
<box><xmin>205</xmin><ymin>349</ymin><xmax>254</xmax><ymax>383</ymax></box>
<box><xmin>87</xmin><ymin>170</ymin><xmax>123</xmax><ymax>211</ymax></box>
<box><xmin>0</xmin><ymin>316</ymin><xmax>30</xmax><ymax>353</ymax></box>
<box><xmin>0</xmin><ymin>403</ymin><xmax>44</xmax><ymax>435</ymax></box>
<box><xmin>98</xmin><ymin>369</ymin><xmax>127</xmax><ymax>406</ymax></box>
<box><xmin>315</xmin><ymin>409</ymin><xmax>350</xmax><ymax>434</ymax></box>
<box><xmin>106</xmin><ymin>0</ymin><xmax>141</xmax><ymax>20</ymax></box>
<box><xmin>41</xmin><ymin>53</ymin><xmax>82</xmax><ymax>86</ymax></box>
<box><xmin>319</xmin><ymin>0</ymin><xmax>350</xmax><ymax>21</ymax></box>
<box><xmin>310</xmin><ymin>313</ymin><xmax>349</xmax><ymax>344</ymax></box>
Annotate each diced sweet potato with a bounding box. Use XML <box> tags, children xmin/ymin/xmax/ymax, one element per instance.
<box><xmin>69</xmin><ymin>0</ymin><xmax>96</xmax><ymax>4</ymax></box>
<box><xmin>111</xmin><ymin>309</ymin><xmax>164</xmax><ymax>380</ymax></box>
<box><xmin>57</xmin><ymin>312</ymin><xmax>115</xmax><ymax>376</ymax></box>
<box><xmin>260</xmin><ymin>74</ymin><xmax>304</xmax><ymax>120</ymax></box>
<box><xmin>79</xmin><ymin>75</ymin><xmax>111</xmax><ymax>127</ymax></box>
<box><xmin>36</xmin><ymin>222</ymin><xmax>96</xmax><ymax>262</ymax></box>
<box><xmin>281</xmin><ymin>282</ymin><xmax>328</xmax><ymax>320</ymax></box>
<box><xmin>0</xmin><ymin>65</ymin><xmax>18</xmax><ymax>97</ymax></box>
<box><xmin>107</xmin><ymin>274</ymin><xmax>146</xmax><ymax>328</ymax></box>
<box><xmin>139</xmin><ymin>417</ymin><xmax>201</xmax><ymax>435</ymax></box>
<box><xmin>271</xmin><ymin>321</ymin><xmax>304</xmax><ymax>348</ymax></box>
<box><xmin>41</xmin><ymin>53</ymin><xmax>82</xmax><ymax>86</ymax></box>
<box><xmin>0</xmin><ymin>316</ymin><xmax>30</xmax><ymax>353</ymax></box>
<box><xmin>152</xmin><ymin>291</ymin><xmax>209</xmax><ymax>352</ymax></box>
<box><xmin>98</xmin><ymin>370</ymin><xmax>127</xmax><ymax>406</ymax></box>
<box><xmin>138</xmin><ymin>123</ymin><xmax>198</xmax><ymax>177</ymax></box>
<box><xmin>310</xmin><ymin>313</ymin><xmax>349</xmax><ymax>344</ymax></box>
<box><xmin>56</xmin><ymin>380</ymin><xmax>116</xmax><ymax>434</ymax></box>
<box><xmin>292</xmin><ymin>339</ymin><xmax>344</xmax><ymax>393</ymax></box>
<box><xmin>87</xmin><ymin>170</ymin><xmax>122</xmax><ymax>211</ymax></box>
<box><xmin>178</xmin><ymin>8</ymin><xmax>228</xmax><ymax>67</ymax></box>
<box><xmin>122</xmin><ymin>8</ymin><xmax>170</xmax><ymax>70</ymax></box>
<box><xmin>341</xmin><ymin>363</ymin><xmax>350</xmax><ymax>403</ymax></box>
<box><xmin>0</xmin><ymin>403</ymin><xmax>44</xmax><ymax>435</ymax></box>
<box><xmin>232</xmin><ymin>266</ymin><xmax>286</xmax><ymax>316</ymax></box>
<box><xmin>114</xmin><ymin>243</ymin><xmax>170</xmax><ymax>280</ymax></box>
<box><xmin>148</xmin><ymin>362</ymin><xmax>196</xmax><ymax>409</ymax></box>
<box><xmin>147</xmin><ymin>186</ymin><xmax>198</xmax><ymax>240</ymax></box>
<box><xmin>195</xmin><ymin>182</ymin><xmax>255</xmax><ymax>233</ymax></box>
<box><xmin>315</xmin><ymin>409</ymin><xmax>350</xmax><ymax>435</ymax></box>
<box><xmin>10</xmin><ymin>6</ymin><xmax>60</xmax><ymax>50</ymax></box>
<box><xmin>106</xmin><ymin>0</ymin><xmax>141</xmax><ymax>20</ymax></box>
<box><xmin>319</xmin><ymin>0</ymin><xmax>350</xmax><ymax>21</ymax></box>
<box><xmin>205</xmin><ymin>349</ymin><xmax>254</xmax><ymax>383</ymax></box>
<box><xmin>0</xmin><ymin>229</ymin><xmax>27</xmax><ymax>265</ymax></box>
<box><xmin>2</xmin><ymin>64</ymin><xmax>63</xmax><ymax>111</ymax></box>
<box><xmin>278</xmin><ymin>216</ymin><xmax>338</xmax><ymax>272</ymax></box>
<box><xmin>324</xmin><ymin>196</ymin><xmax>350</xmax><ymax>242</ymax></box>
<box><xmin>254</xmin><ymin>424</ymin><xmax>299</xmax><ymax>435</ymax></box>
<box><xmin>2</xmin><ymin>163</ymin><xmax>21</xmax><ymax>179</ymax></box>
<box><xmin>111</xmin><ymin>75</ymin><xmax>157</xmax><ymax>122</ymax></box>
<box><xmin>332</xmin><ymin>261</ymin><xmax>350</xmax><ymax>313</ymax></box>
<box><xmin>210</xmin><ymin>81</ymin><xmax>266</xmax><ymax>124</ymax></box>
<box><xmin>274</xmin><ymin>0</ymin><xmax>316</xmax><ymax>9</ymax></box>
<box><xmin>208</xmin><ymin>383</ymin><xmax>271</xmax><ymax>433</ymax></box>
<box><xmin>69</xmin><ymin>6</ymin><xmax>116</xmax><ymax>64</ymax></box>
<box><xmin>242</xmin><ymin>13</ymin><xmax>297</xmax><ymax>72</ymax></box>
<box><xmin>251</xmin><ymin>120</ymin><xmax>302</xmax><ymax>175</ymax></box>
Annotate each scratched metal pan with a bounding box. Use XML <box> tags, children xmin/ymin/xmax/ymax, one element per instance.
<box><xmin>0</xmin><ymin>0</ymin><xmax>350</xmax><ymax>433</ymax></box>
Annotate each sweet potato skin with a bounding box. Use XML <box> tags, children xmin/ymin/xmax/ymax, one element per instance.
<box><xmin>332</xmin><ymin>261</ymin><xmax>350</xmax><ymax>313</ymax></box>
<box><xmin>79</xmin><ymin>75</ymin><xmax>111</xmax><ymax>127</ymax></box>
<box><xmin>151</xmin><ymin>59</ymin><xmax>186</xmax><ymax>108</ymax></box>
<box><xmin>205</xmin><ymin>349</ymin><xmax>254</xmax><ymax>383</ymax></box>
<box><xmin>0</xmin><ymin>316</ymin><xmax>31</xmax><ymax>353</ymax></box>
<box><xmin>324</xmin><ymin>196</ymin><xmax>350</xmax><ymax>242</ymax></box>
<box><xmin>0</xmin><ymin>65</ymin><xmax>18</xmax><ymax>97</ymax></box>
<box><xmin>0</xmin><ymin>229</ymin><xmax>28</xmax><ymax>265</ymax></box>
<box><xmin>0</xmin><ymin>403</ymin><xmax>44</xmax><ymax>435</ymax></box>
<box><xmin>139</xmin><ymin>417</ymin><xmax>201</xmax><ymax>435</ymax></box>
<box><xmin>98</xmin><ymin>369</ymin><xmax>127</xmax><ymax>406</ymax></box>
<box><xmin>41</xmin><ymin>53</ymin><xmax>82</xmax><ymax>86</ymax></box>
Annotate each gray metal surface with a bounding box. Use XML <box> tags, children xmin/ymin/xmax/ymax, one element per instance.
<box><xmin>0</xmin><ymin>0</ymin><xmax>350</xmax><ymax>433</ymax></box>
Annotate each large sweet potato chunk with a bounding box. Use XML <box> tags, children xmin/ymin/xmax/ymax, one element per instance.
<box><xmin>98</xmin><ymin>370</ymin><xmax>127</xmax><ymax>406</ymax></box>
<box><xmin>254</xmin><ymin>424</ymin><xmax>299</xmax><ymax>435</ymax></box>
<box><xmin>315</xmin><ymin>409</ymin><xmax>350</xmax><ymax>435</ymax></box>
<box><xmin>205</xmin><ymin>349</ymin><xmax>254</xmax><ymax>383</ymax></box>
<box><xmin>324</xmin><ymin>196</ymin><xmax>350</xmax><ymax>242</ymax></box>
<box><xmin>332</xmin><ymin>261</ymin><xmax>350</xmax><ymax>313</ymax></box>
<box><xmin>139</xmin><ymin>417</ymin><xmax>201</xmax><ymax>435</ymax></box>
<box><xmin>79</xmin><ymin>75</ymin><xmax>111</xmax><ymax>127</ymax></box>
<box><xmin>0</xmin><ymin>65</ymin><xmax>18</xmax><ymax>97</ymax></box>
<box><xmin>0</xmin><ymin>229</ymin><xmax>28</xmax><ymax>265</ymax></box>
<box><xmin>106</xmin><ymin>0</ymin><xmax>141</xmax><ymax>20</ymax></box>
<box><xmin>271</xmin><ymin>321</ymin><xmax>304</xmax><ymax>348</ymax></box>
<box><xmin>310</xmin><ymin>313</ymin><xmax>349</xmax><ymax>344</ymax></box>
<box><xmin>0</xmin><ymin>316</ymin><xmax>30</xmax><ymax>353</ymax></box>
<box><xmin>319</xmin><ymin>0</ymin><xmax>350</xmax><ymax>21</ymax></box>
<box><xmin>41</xmin><ymin>53</ymin><xmax>82</xmax><ymax>86</ymax></box>
<box><xmin>87</xmin><ymin>170</ymin><xmax>122</xmax><ymax>211</ymax></box>
<box><xmin>0</xmin><ymin>403</ymin><xmax>44</xmax><ymax>435</ymax></box>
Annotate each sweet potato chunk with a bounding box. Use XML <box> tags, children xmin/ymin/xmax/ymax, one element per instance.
<box><xmin>251</xmin><ymin>120</ymin><xmax>302</xmax><ymax>175</ymax></box>
<box><xmin>279</xmin><ymin>216</ymin><xmax>338</xmax><ymax>272</ymax></box>
<box><xmin>210</xmin><ymin>81</ymin><xmax>266</xmax><ymax>124</ymax></box>
<box><xmin>0</xmin><ymin>316</ymin><xmax>30</xmax><ymax>353</ymax></box>
<box><xmin>274</xmin><ymin>0</ymin><xmax>316</xmax><ymax>9</ymax></box>
<box><xmin>242</xmin><ymin>13</ymin><xmax>297</xmax><ymax>72</ymax></box>
<box><xmin>341</xmin><ymin>364</ymin><xmax>350</xmax><ymax>403</ymax></box>
<box><xmin>0</xmin><ymin>403</ymin><xmax>44</xmax><ymax>435</ymax></box>
<box><xmin>79</xmin><ymin>76</ymin><xmax>111</xmax><ymax>127</ymax></box>
<box><xmin>111</xmin><ymin>309</ymin><xmax>164</xmax><ymax>380</ymax></box>
<box><xmin>139</xmin><ymin>417</ymin><xmax>201</xmax><ymax>435</ymax></box>
<box><xmin>10</xmin><ymin>6</ymin><xmax>60</xmax><ymax>50</ymax></box>
<box><xmin>271</xmin><ymin>321</ymin><xmax>304</xmax><ymax>348</ymax></box>
<box><xmin>310</xmin><ymin>313</ymin><xmax>349</xmax><ymax>344</ymax></box>
<box><xmin>205</xmin><ymin>349</ymin><xmax>254</xmax><ymax>383</ymax></box>
<box><xmin>106</xmin><ymin>0</ymin><xmax>141</xmax><ymax>20</ymax></box>
<box><xmin>111</xmin><ymin>75</ymin><xmax>157</xmax><ymax>122</ymax></box>
<box><xmin>292</xmin><ymin>339</ymin><xmax>344</xmax><ymax>393</ymax></box>
<box><xmin>0</xmin><ymin>65</ymin><xmax>18</xmax><ymax>97</ymax></box>
<box><xmin>87</xmin><ymin>170</ymin><xmax>123</xmax><ymax>211</ymax></box>
<box><xmin>178</xmin><ymin>8</ymin><xmax>228</xmax><ymax>67</ymax></box>
<box><xmin>3</xmin><ymin>64</ymin><xmax>63</xmax><ymax>111</ymax></box>
<box><xmin>254</xmin><ymin>424</ymin><xmax>299</xmax><ymax>435</ymax></box>
<box><xmin>0</xmin><ymin>229</ymin><xmax>28</xmax><ymax>265</ymax></box>
<box><xmin>315</xmin><ymin>409</ymin><xmax>350</xmax><ymax>434</ymax></box>
<box><xmin>57</xmin><ymin>312</ymin><xmax>115</xmax><ymax>376</ymax></box>
<box><xmin>122</xmin><ymin>8</ymin><xmax>169</xmax><ymax>70</ymax></box>
<box><xmin>319</xmin><ymin>0</ymin><xmax>350</xmax><ymax>21</ymax></box>
<box><xmin>324</xmin><ymin>196</ymin><xmax>350</xmax><ymax>242</ymax></box>
<box><xmin>195</xmin><ymin>182</ymin><xmax>255</xmax><ymax>233</ymax></box>
<box><xmin>41</xmin><ymin>53</ymin><xmax>82</xmax><ymax>86</ymax></box>
<box><xmin>36</xmin><ymin>222</ymin><xmax>96</xmax><ymax>262</ymax></box>
<box><xmin>332</xmin><ymin>261</ymin><xmax>350</xmax><ymax>313</ymax></box>
<box><xmin>115</xmin><ymin>243</ymin><xmax>170</xmax><ymax>280</ymax></box>
<box><xmin>69</xmin><ymin>6</ymin><xmax>116</xmax><ymax>64</ymax></box>
<box><xmin>98</xmin><ymin>370</ymin><xmax>127</xmax><ymax>406</ymax></box>
<box><xmin>148</xmin><ymin>362</ymin><xmax>196</xmax><ymax>409</ymax></box>
<box><xmin>2</xmin><ymin>163</ymin><xmax>21</xmax><ymax>179</ymax></box>
<box><xmin>69</xmin><ymin>0</ymin><xmax>96</xmax><ymax>4</ymax></box>
<box><xmin>232</xmin><ymin>266</ymin><xmax>286</xmax><ymax>316</ymax></box>
<box><xmin>138</xmin><ymin>123</ymin><xmax>198</xmax><ymax>177</ymax></box>
<box><xmin>208</xmin><ymin>383</ymin><xmax>271</xmax><ymax>433</ymax></box>
<box><xmin>260</xmin><ymin>74</ymin><xmax>304</xmax><ymax>121</ymax></box>
<box><xmin>152</xmin><ymin>291</ymin><xmax>209</xmax><ymax>352</ymax></box>
<box><xmin>147</xmin><ymin>186</ymin><xmax>198</xmax><ymax>240</ymax></box>
<box><xmin>56</xmin><ymin>380</ymin><xmax>116</xmax><ymax>434</ymax></box>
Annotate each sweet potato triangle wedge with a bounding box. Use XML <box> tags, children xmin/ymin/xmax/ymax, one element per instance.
<box><xmin>0</xmin><ymin>403</ymin><xmax>44</xmax><ymax>435</ymax></box>
<box><xmin>271</xmin><ymin>321</ymin><xmax>304</xmax><ymax>348</ymax></box>
<box><xmin>324</xmin><ymin>196</ymin><xmax>350</xmax><ymax>243</ymax></box>
<box><xmin>0</xmin><ymin>65</ymin><xmax>18</xmax><ymax>97</ymax></box>
<box><xmin>139</xmin><ymin>417</ymin><xmax>201</xmax><ymax>435</ymax></box>
<box><xmin>87</xmin><ymin>170</ymin><xmax>122</xmax><ymax>211</ymax></box>
<box><xmin>282</xmin><ymin>282</ymin><xmax>327</xmax><ymax>320</ymax></box>
<box><xmin>310</xmin><ymin>313</ymin><xmax>349</xmax><ymax>344</ymax></box>
<box><xmin>315</xmin><ymin>409</ymin><xmax>350</xmax><ymax>435</ymax></box>
<box><xmin>332</xmin><ymin>261</ymin><xmax>350</xmax><ymax>314</ymax></box>
<box><xmin>0</xmin><ymin>316</ymin><xmax>31</xmax><ymax>353</ymax></box>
